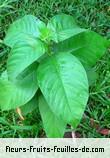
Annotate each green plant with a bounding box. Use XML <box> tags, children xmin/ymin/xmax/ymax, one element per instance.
<box><xmin>0</xmin><ymin>14</ymin><xmax>109</xmax><ymax>137</ymax></box>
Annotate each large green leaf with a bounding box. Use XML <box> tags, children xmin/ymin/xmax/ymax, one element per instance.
<box><xmin>4</xmin><ymin>15</ymin><xmax>47</xmax><ymax>48</ymax></box>
<box><xmin>0</xmin><ymin>67</ymin><xmax>38</xmax><ymax>110</ymax></box>
<box><xmin>86</xmin><ymin>68</ymin><xmax>98</xmax><ymax>86</ymax></box>
<box><xmin>20</xmin><ymin>94</ymin><xmax>38</xmax><ymax>116</ymax></box>
<box><xmin>17</xmin><ymin>61</ymin><xmax>39</xmax><ymax>80</ymax></box>
<box><xmin>37</xmin><ymin>53</ymin><xmax>89</xmax><ymax>127</ymax></box>
<box><xmin>47</xmin><ymin>14</ymin><xmax>86</xmax><ymax>42</ymax></box>
<box><xmin>39</xmin><ymin>95</ymin><xmax>66</xmax><ymax>138</ymax></box>
<box><xmin>7</xmin><ymin>38</ymin><xmax>46</xmax><ymax>80</ymax></box>
<box><xmin>108</xmin><ymin>39</ymin><xmax>110</xmax><ymax>47</ymax></box>
<box><xmin>54</xmin><ymin>31</ymin><xmax>108</xmax><ymax>67</ymax></box>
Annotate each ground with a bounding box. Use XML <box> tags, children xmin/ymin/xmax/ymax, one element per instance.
<box><xmin>0</xmin><ymin>0</ymin><xmax>110</xmax><ymax>138</ymax></box>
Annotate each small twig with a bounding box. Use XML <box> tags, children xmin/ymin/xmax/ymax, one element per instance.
<box><xmin>16</xmin><ymin>107</ymin><xmax>25</xmax><ymax>121</ymax></box>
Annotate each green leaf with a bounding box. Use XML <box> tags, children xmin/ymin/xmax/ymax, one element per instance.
<box><xmin>11</xmin><ymin>125</ymin><xmax>33</xmax><ymax>131</ymax></box>
<box><xmin>0</xmin><ymin>67</ymin><xmax>38</xmax><ymax>110</ymax></box>
<box><xmin>106</xmin><ymin>39</ymin><xmax>110</xmax><ymax>48</ymax></box>
<box><xmin>47</xmin><ymin>14</ymin><xmax>86</xmax><ymax>42</ymax></box>
<box><xmin>7</xmin><ymin>38</ymin><xmax>46</xmax><ymax>80</ymax></box>
<box><xmin>20</xmin><ymin>94</ymin><xmax>38</xmax><ymax>116</ymax></box>
<box><xmin>37</xmin><ymin>53</ymin><xmax>89</xmax><ymax>127</ymax></box>
<box><xmin>54</xmin><ymin>31</ymin><xmax>108</xmax><ymax>67</ymax></box>
<box><xmin>39</xmin><ymin>95</ymin><xmax>66</xmax><ymax>138</ymax></box>
<box><xmin>17</xmin><ymin>61</ymin><xmax>39</xmax><ymax>80</ymax></box>
<box><xmin>86</xmin><ymin>68</ymin><xmax>98</xmax><ymax>86</ymax></box>
<box><xmin>4</xmin><ymin>15</ymin><xmax>46</xmax><ymax>48</ymax></box>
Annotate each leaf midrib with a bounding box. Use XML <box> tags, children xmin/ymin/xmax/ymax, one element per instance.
<box><xmin>51</xmin><ymin>55</ymin><xmax>72</xmax><ymax>118</ymax></box>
